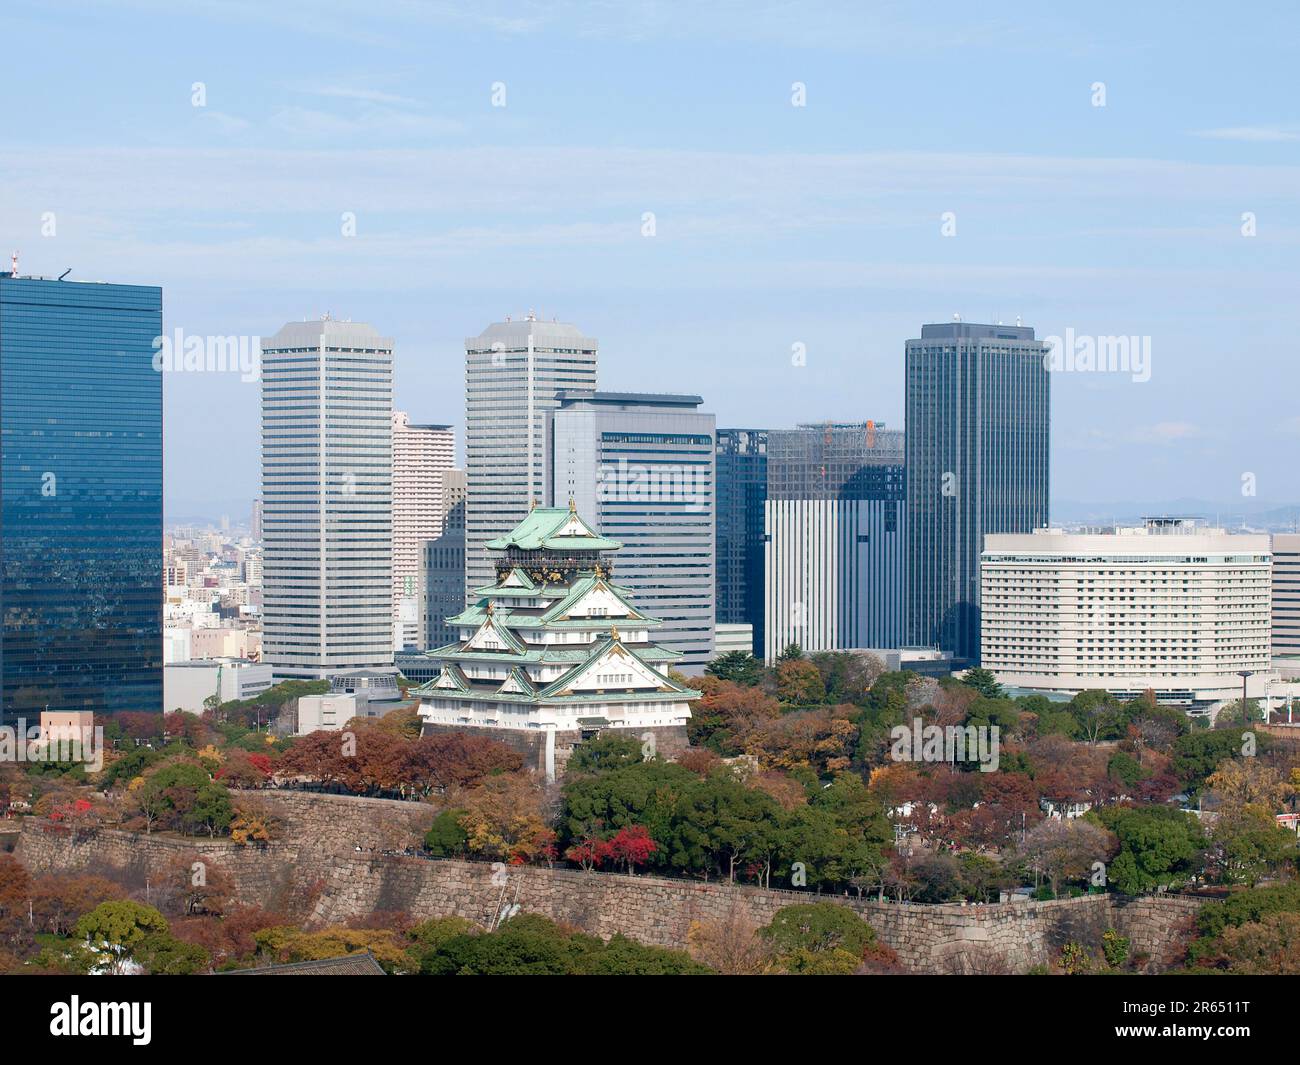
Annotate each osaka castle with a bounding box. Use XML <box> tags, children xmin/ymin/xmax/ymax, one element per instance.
<box><xmin>415</xmin><ymin>502</ymin><xmax>698</xmax><ymax>777</ymax></box>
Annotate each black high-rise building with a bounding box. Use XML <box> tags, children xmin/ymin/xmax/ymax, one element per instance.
<box><xmin>904</xmin><ymin>321</ymin><xmax>1050</xmax><ymax>666</ymax></box>
<box><xmin>715</xmin><ymin>429</ymin><xmax>767</xmax><ymax>657</ymax></box>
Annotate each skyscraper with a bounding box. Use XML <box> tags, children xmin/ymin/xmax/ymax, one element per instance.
<box><xmin>422</xmin><ymin>468</ymin><xmax>466</xmax><ymax>649</ymax></box>
<box><xmin>764</xmin><ymin>422</ymin><xmax>905</xmax><ymax>660</ymax></box>
<box><xmin>391</xmin><ymin>412</ymin><xmax>454</xmax><ymax>650</ymax></box>
<box><xmin>464</xmin><ymin>314</ymin><xmax>597</xmax><ymax>596</ymax></box>
<box><xmin>546</xmin><ymin>391</ymin><xmax>716</xmax><ymax>669</ymax></box>
<box><xmin>905</xmin><ymin>321</ymin><xmax>1050</xmax><ymax>665</ymax></box>
<box><xmin>0</xmin><ymin>268</ymin><xmax>162</xmax><ymax>718</ymax></box>
<box><xmin>261</xmin><ymin>318</ymin><xmax>393</xmax><ymax>680</ymax></box>
<box><xmin>715</xmin><ymin>429</ymin><xmax>768</xmax><ymax>658</ymax></box>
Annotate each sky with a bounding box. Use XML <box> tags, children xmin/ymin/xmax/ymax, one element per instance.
<box><xmin>3</xmin><ymin>0</ymin><xmax>1299</xmax><ymax>523</ymax></box>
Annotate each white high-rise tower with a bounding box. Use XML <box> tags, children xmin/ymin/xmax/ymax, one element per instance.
<box><xmin>391</xmin><ymin>411</ymin><xmax>454</xmax><ymax>650</ymax></box>
<box><xmin>464</xmin><ymin>314</ymin><xmax>597</xmax><ymax>596</ymax></box>
<box><xmin>261</xmin><ymin>318</ymin><xmax>394</xmax><ymax>680</ymax></box>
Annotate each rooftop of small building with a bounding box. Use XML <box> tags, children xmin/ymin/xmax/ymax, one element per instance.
<box><xmin>556</xmin><ymin>389</ymin><xmax>704</xmax><ymax>409</ymax></box>
<box><xmin>217</xmin><ymin>952</ymin><xmax>387</xmax><ymax>976</ymax></box>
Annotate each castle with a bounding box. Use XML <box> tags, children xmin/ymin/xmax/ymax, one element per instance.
<box><xmin>415</xmin><ymin>502</ymin><xmax>697</xmax><ymax>776</ymax></box>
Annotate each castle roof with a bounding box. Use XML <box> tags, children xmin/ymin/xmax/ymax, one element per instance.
<box><xmin>484</xmin><ymin>506</ymin><xmax>621</xmax><ymax>552</ymax></box>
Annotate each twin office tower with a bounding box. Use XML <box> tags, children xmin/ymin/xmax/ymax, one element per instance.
<box><xmin>0</xmin><ymin>264</ymin><xmax>1049</xmax><ymax>718</ymax></box>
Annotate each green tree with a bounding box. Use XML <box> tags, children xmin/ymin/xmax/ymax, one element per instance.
<box><xmin>74</xmin><ymin>901</ymin><xmax>170</xmax><ymax>975</ymax></box>
<box><xmin>136</xmin><ymin>932</ymin><xmax>210</xmax><ymax>974</ymax></box>
<box><xmin>705</xmin><ymin>651</ymin><xmax>765</xmax><ymax>687</ymax></box>
<box><xmin>424</xmin><ymin>808</ymin><xmax>469</xmax><ymax>857</ymax></box>
<box><xmin>759</xmin><ymin>903</ymin><xmax>876</xmax><ymax>975</ymax></box>
<box><xmin>960</xmin><ymin>668</ymin><xmax>1004</xmax><ymax>700</ymax></box>
<box><xmin>566</xmin><ymin>733</ymin><xmax>644</xmax><ymax>774</ymax></box>
<box><xmin>1092</xmin><ymin>805</ymin><xmax>1204</xmax><ymax>894</ymax></box>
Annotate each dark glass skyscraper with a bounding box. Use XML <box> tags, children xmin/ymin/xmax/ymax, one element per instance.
<box><xmin>905</xmin><ymin>322</ymin><xmax>1049</xmax><ymax>666</ymax></box>
<box><xmin>0</xmin><ymin>271</ymin><xmax>163</xmax><ymax>719</ymax></box>
<box><xmin>715</xmin><ymin>429</ymin><xmax>767</xmax><ymax>657</ymax></box>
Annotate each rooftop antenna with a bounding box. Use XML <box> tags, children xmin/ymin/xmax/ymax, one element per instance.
<box><xmin>1016</xmin><ymin>314</ymin><xmax>1023</xmax><ymax>327</ymax></box>
<box><xmin>9</xmin><ymin>251</ymin><xmax>17</xmax><ymax>277</ymax></box>
<box><xmin>952</xmin><ymin>312</ymin><xmax>961</xmax><ymax>322</ymax></box>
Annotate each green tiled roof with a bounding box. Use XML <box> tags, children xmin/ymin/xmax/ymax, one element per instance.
<box><xmin>484</xmin><ymin>506</ymin><xmax>621</xmax><ymax>551</ymax></box>
<box><xmin>417</xmin><ymin>641</ymin><xmax>682</xmax><ymax>666</ymax></box>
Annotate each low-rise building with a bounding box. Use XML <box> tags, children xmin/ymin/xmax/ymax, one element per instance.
<box><xmin>164</xmin><ymin>658</ymin><xmax>274</xmax><ymax>713</ymax></box>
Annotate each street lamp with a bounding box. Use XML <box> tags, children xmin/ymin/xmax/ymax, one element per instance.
<box><xmin>1237</xmin><ymin>670</ymin><xmax>1255</xmax><ymax>727</ymax></box>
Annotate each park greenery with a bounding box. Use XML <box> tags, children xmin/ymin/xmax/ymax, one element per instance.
<box><xmin>1</xmin><ymin>654</ymin><xmax>1299</xmax><ymax>974</ymax></box>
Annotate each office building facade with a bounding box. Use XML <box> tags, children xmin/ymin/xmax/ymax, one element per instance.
<box><xmin>764</xmin><ymin>423</ymin><xmax>905</xmax><ymax>660</ymax></box>
<box><xmin>715</xmin><ymin>428</ymin><xmax>768</xmax><ymax>658</ymax></box>
<box><xmin>1271</xmin><ymin>533</ymin><xmax>1300</xmax><ymax>660</ymax></box>
<box><xmin>0</xmin><ymin>270</ymin><xmax>163</xmax><ymax>718</ymax></box>
<box><xmin>464</xmin><ymin>314</ymin><xmax>597</xmax><ymax>597</ymax></box>
<box><xmin>546</xmin><ymin>391</ymin><xmax>716</xmax><ymax>669</ymax></box>
<box><xmin>261</xmin><ymin>319</ymin><xmax>393</xmax><ymax>680</ymax></box>
<box><xmin>422</xmin><ymin>469</ymin><xmax>467</xmax><ymax>649</ymax></box>
<box><xmin>905</xmin><ymin>321</ymin><xmax>1050</xmax><ymax>665</ymax></box>
<box><xmin>391</xmin><ymin>412</ymin><xmax>454</xmax><ymax>650</ymax></box>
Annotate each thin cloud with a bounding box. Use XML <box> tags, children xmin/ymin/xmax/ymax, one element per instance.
<box><xmin>1193</xmin><ymin>125</ymin><xmax>1300</xmax><ymax>142</ymax></box>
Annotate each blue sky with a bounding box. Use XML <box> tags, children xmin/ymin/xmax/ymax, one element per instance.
<box><xmin>3</xmin><ymin>0</ymin><xmax>1300</xmax><ymax>521</ymax></box>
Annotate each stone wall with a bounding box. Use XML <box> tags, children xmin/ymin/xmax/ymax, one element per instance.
<box><xmin>11</xmin><ymin>790</ymin><xmax>1208</xmax><ymax>973</ymax></box>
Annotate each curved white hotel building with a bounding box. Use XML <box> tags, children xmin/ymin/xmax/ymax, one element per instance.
<box><xmin>980</xmin><ymin>519</ymin><xmax>1272</xmax><ymax>714</ymax></box>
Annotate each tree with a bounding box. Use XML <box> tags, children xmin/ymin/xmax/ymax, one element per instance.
<box><xmin>705</xmin><ymin>651</ymin><xmax>765</xmax><ymax>687</ymax></box>
<box><xmin>566</xmin><ymin>734</ymin><xmax>643</xmax><ymax>775</ymax></box>
<box><xmin>459</xmin><ymin>775</ymin><xmax>555</xmax><ymax>863</ymax></box>
<box><xmin>424</xmin><ymin>808</ymin><xmax>469</xmax><ymax>857</ymax></box>
<box><xmin>29</xmin><ymin>874</ymin><xmax>125</xmax><ymax>936</ymax></box>
<box><xmin>739</xmin><ymin>705</ymin><xmax>857</xmax><ymax>775</ymax></box>
<box><xmin>1217</xmin><ymin>912</ymin><xmax>1300</xmax><ymax>974</ymax></box>
<box><xmin>776</xmin><ymin>659</ymin><xmax>824</xmax><ymax>705</ymax></box>
<box><xmin>157</xmin><ymin>854</ymin><xmax>234</xmax><ymax>917</ymax></box>
<box><xmin>759</xmin><ymin>903</ymin><xmax>877</xmax><ymax>975</ymax></box>
<box><xmin>775</xmin><ymin>643</ymin><xmax>804</xmax><ymax>664</ymax></box>
<box><xmin>604</xmin><ymin>825</ymin><xmax>657</xmax><ymax>875</ymax></box>
<box><xmin>74</xmin><ymin>901</ymin><xmax>170</xmax><ymax>975</ymax></box>
<box><xmin>1070</xmin><ymin>690</ymin><xmax>1123</xmax><ymax>744</ymax></box>
<box><xmin>1018</xmin><ymin>818</ymin><xmax>1114</xmax><ymax>897</ymax></box>
<box><xmin>133</xmin><ymin>760</ymin><xmax>233</xmax><ymax>837</ymax></box>
<box><xmin>415</xmin><ymin>913</ymin><xmax>709</xmax><ymax>975</ymax></box>
<box><xmin>960</xmin><ymin>668</ymin><xmax>1004</xmax><ymax>700</ymax></box>
<box><xmin>1206</xmin><ymin>758</ymin><xmax>1292</xmax><ymax>812</ymax></box>
<box><xmin>688</xmin><ymin>678</ymin><xmax>781</xmax><ymax>753</ymax></box>
<box><xmin>1092</xmin><ymin>805</ymin><xmax>1204</xmax><ymax>894</ymax></box>
<box><xmin>136</xmin><ymin>931</ymin><xmax>210</xmax><ymax>974</ymax></box>
<box><xmin>1205</xmin><ymin>807</ymin><xmax>1296</xmax><ymax>887</ymax></box>
<box><xmin>687</xmin><ymin>907</ymin><xmax>774</xmax><ymax>975</ymax></box>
